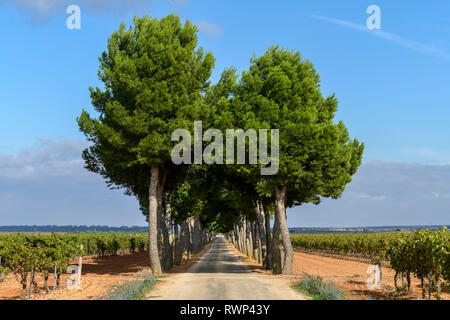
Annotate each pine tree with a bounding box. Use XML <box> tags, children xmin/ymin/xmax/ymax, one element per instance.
<box><xmin>77</xmin><ymin>14</ymin><xmax>215</xmax><ymax>274</ymax></box>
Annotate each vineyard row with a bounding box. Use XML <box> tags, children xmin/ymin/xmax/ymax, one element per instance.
<box><xmin>290</xmin><ymin>228</ymin><xmax>449</xmax><ymax>299</ymax></box>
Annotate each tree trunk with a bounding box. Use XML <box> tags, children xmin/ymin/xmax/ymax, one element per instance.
<box><xmin>235</xmin><ymin>224</ymin><xmax>239</xmax><ymax>250</ymax></box>
<box><xmin>275</xmin><ymin>186</ymin><xmax>293</xmax><ymax>275</ymax></box>
<box><xmin>406</xmin><ymin>272</ymin><xmax>411</xmax><ymax>293</ymax></box>
<box><xmin>21</xmin><ymin>275</ymin><xmax>27</xmax><ymax>299</ymax></box>
<box><xmin>271</xmin><ymin>209</ymin><xmax>282</xmax><ymax>274</ymax></box>
<box><xmin>56</xmin><ymin>272</ymin><xmax>61</xmax><ymax>289</ymax></box>
<box><xmin>255</xmin><ymin>204</ymin><xmax>267</xmax><ymax>266</ymax></box>
<box><xmin>244</xmin><ymin>218</ymin><xmax>250</xmax><ymax>256</ymax></box>
<box><xmin>156</xmin><ymin>172</ymin><xmax>169</xmax><ymax>271</ymax></box>
<box><xmin>421</xmin><ymin>278</ymin><xmax>425</xmax><ymax>299</ymax></box>
<box><xmin>177</xmin><ymin>220</ymin><xmax>189</xmax><ymax>264</ymax></box>
<box><xmin>148</xmin><ymin>165</ymin><xmax>162</xmax><ymax>275</ymax></box>
<box><xmin>31</xmin><ymin>272</ymin><xmax>39</xmax><ymax>293</ymax></box>
<box><xmin>435</xmin><ymin>274</ymin><xmax>441</xmax><ymax>295</ymax></box>
<box><xmin>237</xmin><ymin>218</ymin><xmax>243</xmax><ymax>253</ymax></box>
<box><xmin>157</xmin><ymin>171</ymin><xmax>167</xmax><ymax>268</ymax></box>
<box><xmin>252</xmin><ymin>222</ymin><xmax>260</xmax><ymax>263</ymax></box>
<box><xmin>173</xmin><ymin>223</ymin><xmax>181</xmax><ymax>265</ymax></box>
<box><xmin>193</xmin><ymin>216</ymin><xmax>202</xmax><ymax>253</ymax></box>
<box><xmin>186</xmin><ymin>217</ymin><xmax>194</xmax><ymax>259</ymax></box>
<box><xmin>264</xmin><ymin>205</ymin><xmax>273</xmax><ymax>270</ymax></box>
<box><xmin>394</xmin><ymin>272</ymin><xmax>398</xmax><ymax>289</ymax></box>
<box><xmin>245</xmin><ymin>219</ymin><xmax>253</xmax><ymax>258</ymax></box>
<box><xmin>164</xmin><ymin>194</ymin><xmax>173</xmax><ymax>270</ymax></box>
<box><xmin>239</xmin><ymin>219</ymin><xmax>244</xmax><ymax>253</ymax></box>
<box><xmin>43</xmin><ymin>272</ymin><xmax>49</xmax><ymax>293</ymax></box>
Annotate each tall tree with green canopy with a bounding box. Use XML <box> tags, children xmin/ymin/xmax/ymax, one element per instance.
<box><xmin>222</xmin><ymin>46</ymin><xmax>364</xmax><ymax>274</ymax></box>
<box><xmin>77</xmin><ymin>14</ymin><xmax>215</xmax><ymax>274</ymax></box>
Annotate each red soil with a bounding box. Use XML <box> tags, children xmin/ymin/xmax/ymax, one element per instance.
<box><xmin>227</xmin><ymin>242</ymin><xmax>449</xmax><ymax>300</ymax></box>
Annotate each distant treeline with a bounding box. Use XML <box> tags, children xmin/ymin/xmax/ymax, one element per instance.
<box><xmin>289</xmin><ymin>225</ymin><xmax>450</xmax><ymax>234</ymax></box>
<box><xmin>0</xmin><ymin>225</ymin><xmax>148</xmax><ymax>233</ymax></box>
<box><xmin>0</xmin><ymin>225</ymin><xmax>448</xmax><ymax>234</ymax></box>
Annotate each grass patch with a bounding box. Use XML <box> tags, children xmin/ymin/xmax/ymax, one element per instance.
<box><xmin>102</xmin><ymin>271</ymin><xmax>156</xmax><ymax>300</ymax></box>
<box><xmin>292</xmin><ymin>273</ymin><xmax>345</xmax><ymax>300</ymax></box>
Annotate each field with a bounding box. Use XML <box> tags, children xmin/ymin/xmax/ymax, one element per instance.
<box><xmin>227</xmin><ymin>233</ymin><xmax>450</xmax><ymax>300</ymax></box>
<box><xmin>289</xmin><ymin>229</ymin><xmax>449</xmax><ymax>299</ymax></box>
<box><xmin>1</xmin><ymin>230</ymin><xmax>449</xmax><ymax>300</ymax></box>
<box><xmin>0</xmin><ymin>232</ymin><xmax>151</xmax><ymax>299</ymax></box>
<box><xmin>0</xmin><ymin>232</ymin><xmax>212</xmax><ymax>300</ymax></box>
<box><xmin>0</xmin><ymin>251</ymin><xmax>150</xmax><ymax>300</ymax></box>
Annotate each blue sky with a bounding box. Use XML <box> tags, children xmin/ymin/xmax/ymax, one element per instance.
<box><xmin>0</xmin><ymin>0</ymin><xmax>449</xmax><ymax>226</ymax></box>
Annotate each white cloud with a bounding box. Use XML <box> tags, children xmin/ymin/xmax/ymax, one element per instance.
<box><xmin>195</xmin><ymin>21</ymin><xmax>223</xmax><ymax>39</ymax></box>
<box><xmin>0</xmin><ymin>138</ymin><xmax>90</xmax><ymax>178</ymax></box>
<box><xmin>288</xmin><ymin>161</ymin><xmax>450</xmax><ymax>227</ymax></box>
<box><xmin>0</xmin><ymin>138</ymin><xmax>142</xmax><ymax>226</ymax></box>
<box><xmin>2</xmin><ymin>0</ymin><xmax>187</xmax><ymax>25</ymax></box>
<box><xmin>357</xmin><ymin>193</ymin><xmax>386</xmax><ymax>201</ymax></box>
<box><xmin>308</xmin><ymin>14</ymin><xmax>450</xmax><ymax>60</ymax></box>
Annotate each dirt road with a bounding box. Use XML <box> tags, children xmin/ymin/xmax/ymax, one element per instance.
<box><xmin>148</xmin><ymin>236</ymin><xmax>306</xmax><ymax>300</ymax></box>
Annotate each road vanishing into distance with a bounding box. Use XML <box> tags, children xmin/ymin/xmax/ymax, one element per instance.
<box><xmin>148</xmin><ymin>236</ymin><xmax>306</xmax><ymax>300</ymax></box>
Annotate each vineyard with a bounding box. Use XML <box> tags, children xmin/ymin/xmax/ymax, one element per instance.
<box><xmin>0</xmin><ymin>232</ymin><xmax>148</xmax><ymax>298</ymax></box>
<box><xmin>290</xmin><ymin>228</ymin><xmax>450</xmax><ymax>298</ymax></box>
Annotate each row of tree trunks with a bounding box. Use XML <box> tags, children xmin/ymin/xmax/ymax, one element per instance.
<box><xmin>148</xmin><ymin>165</ymin><xmax>214</xmax><ymax>275</ymax></box>
<box><xmin>226</xmin><ymin>194</ymin><xmax>294</xmax><ymax>275</ymax></box>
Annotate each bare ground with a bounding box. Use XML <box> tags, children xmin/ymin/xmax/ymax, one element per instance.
<box><xmin>229</xmin><ymin>244</ymin><xmax>449</xmax><ymax>300</ymax></box>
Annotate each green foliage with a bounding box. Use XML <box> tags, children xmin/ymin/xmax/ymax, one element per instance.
<box><xmin>386</xmin><ymin>234</ymin><xmax>414</xmax><ymax>281</ymax></box>
<box><xmin>408</xmin><ymin>227</ymin><xmax>448</xmax><ymax>282</ymax></box>
<box><xmin>292</xmin><ymin>273</ymin><xmax>344</xmax><ymax>300</ymax></box>
<box><xmin>0</xmin><ymin>240</ymin><xmax>10</xmax><ymax>281</ymax></box>
<box><xmin>444</xmin><ymin>252</ymin><xmax>450</xmax><ymax>283</ymax></box>
<box><xmin>291</xmin><ymin>232</ymin><xmax>392</xmax><ymax>262</ymax></box>
<box><xmin>77</xmin><ymin>14</ymin><xmax>215</xmax><ymax>217</ymax></box>
<box><xmin>213</xmin><ymin>45</ymin><xmax>364</xmax><ymax>205</ymax></box>
<box><xmin>1</xmin><ymin>234</ymin><xmax>41</xmax><ymax>285</ymax></box>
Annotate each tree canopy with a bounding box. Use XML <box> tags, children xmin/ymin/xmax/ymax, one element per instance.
<box><xmin>77</xmin><ymin>15</ymin><xmax>363</xmax><ymax>275</ymax></box>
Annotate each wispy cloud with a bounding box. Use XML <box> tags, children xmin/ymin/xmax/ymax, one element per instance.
<box><xmin>308</xmin><ymin>14</ymin><xmax>450</xmax><ymax>60</ymax></box>
<box><xmin>0</xmin><ymin>137</ymin><xmax>89</xmax><ymax>178</ymax></box>
<box><xmin>2</xmin><ymin>0</ymin><xmax>187</xmax><ymax>25</ymax></box>
<box><xmin>0</xmin><ymin>138</ymin><xmax>141</xmax><ymax>226</ymax></box>
<box><xmin>357</xmin><ymin>193</ymin><xmax>386</xmax><ymax>201</ymax></box>
<box><xmin>288</xmin><ymin>161</ymin><xmax>450</xmax><ymax>227</ymax></box>
<box><xmin>195</xmin><ymin>21</ymin><xmax>223</xmax><ymax>39</ymax></box>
